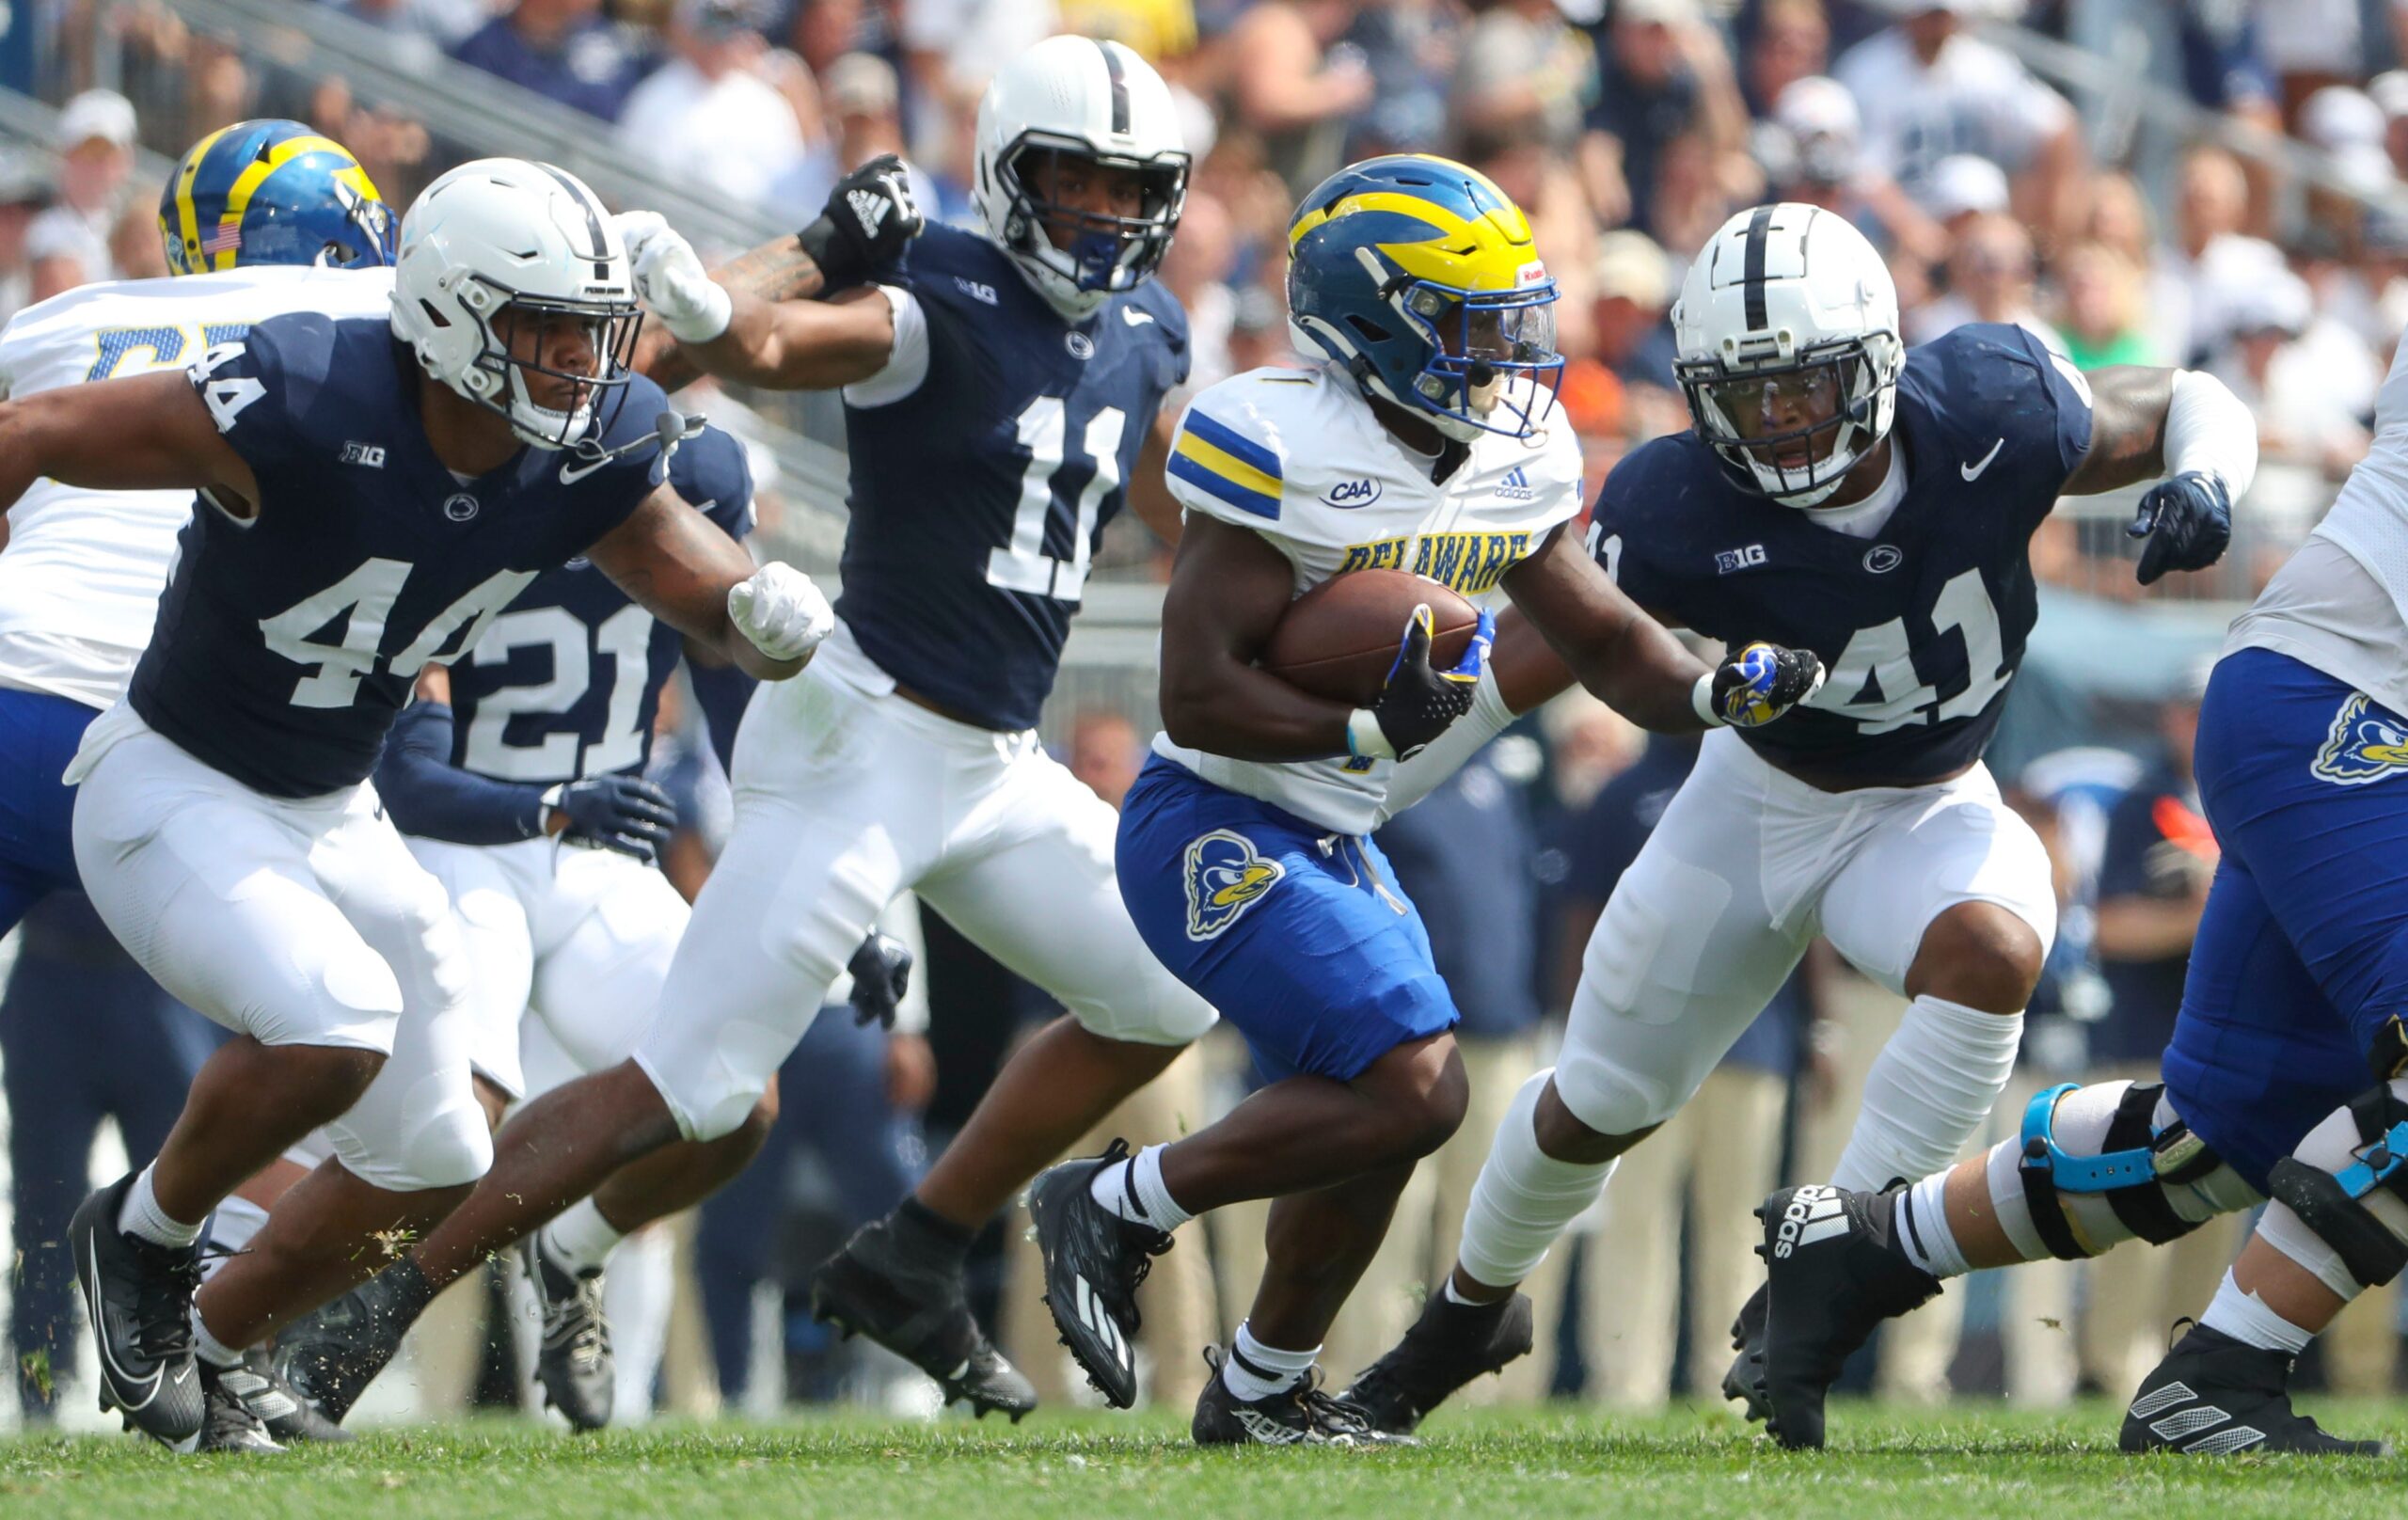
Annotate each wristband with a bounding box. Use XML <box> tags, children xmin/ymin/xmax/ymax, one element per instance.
<box><xmin>1691</xmin><ymin>673</ymin><xmax>1724</xmax><ymax>728</ymax></box>
<box><xmin>1346</xmin><ymin>707</ymin><xmax>1397</xmax><ymax>760</ymax></box>
<box><xmin>538</xmin><ymin>783</ymin><xmax>565</xmax><ymax>835</ymax></box>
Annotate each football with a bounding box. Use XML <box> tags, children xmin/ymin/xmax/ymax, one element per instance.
<box><xmin>1259</xmin><ymin>568</ymin><xmax>1482</xmax><ymax>705</ymax></box>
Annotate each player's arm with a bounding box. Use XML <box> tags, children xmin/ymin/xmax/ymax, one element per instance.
<box><xmin>630</xmin><ymin>230</ymin><xmax>840</xmax><ymax>391</ymax></box>
<box><xmin>2059</xmin><ymin>363</ymin><xmax>2257</xmax><ymax>586</ymax></box>
<box><xmin>589</xmin><ymin>483</ymin><xmax>828</xmax><ymax>682</ymax></box>
<box><xmin>0</xmin><ymin>370</ymin><xmax>258</xmax><ymax>543</ymax></box>
<box><xmin>1123</xmin><ymin>411</ymin><xmax>1185</xmax><ymax>548</ymax></box>
<box><xmin>1157</xmin><ymin>515</ymin><xmax>1358</xmax><ymax>760</ymax></box>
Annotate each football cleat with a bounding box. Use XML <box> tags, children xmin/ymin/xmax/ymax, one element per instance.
<box><xmin>2119</xmin><ymin>1322</ymin><xmax>2389</xmax><ymax>1456</ymax></box>
<box><xmin>193</xmin><ymin>1360</ymin><xmax>286</xmax><ymax>1454</ymax></box>
<box><xmin>1720</xmin><ymin>1283</ymin><xmax>1771</xmax><ymax>1424</ymax></box>
<box><xmin>269</xmin><ymin>1267</ymin><xmax>415</xmax><ymax>1426</ymax></box>
<box><xmin>1755</xmin><ymin>1183</ymin><xmax>1941</xmax><ymax>1449</ymax></box>
<box><xmin>1194</xmin><ymin>1347</ymin><xmax>1410</xmax><ymax>1448</ymax></box>
<box><xmin>810</xmin><ymin>1219</ymin><xmax>1037</xmax><ymax>1420</ymax></box>
<box><xmin>221</xmin><ymin>1345</ymin><xmax>351</xmax><ymax>1444</ymax></box>
<box><xmin>521</xmin><ymin>1232</ymin><xmax>614</xmax><ymax>1432</ymax></box>
<box><xmin>1339</xmin><ymin>1288</ymin><xmax>1533</xmax><ymax>1434</ymax></box>
<box><xmin>70</xmin><ymin>1175</ymin><xmax>205</xmax><ymax>1447</ymax></box>
<box><xmin>1025</xmin><ymin>1138</ymin><xmax>1171</xmax><ymax>1409</ymax></box>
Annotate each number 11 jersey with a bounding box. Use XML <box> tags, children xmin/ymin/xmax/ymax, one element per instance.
<box><xmin>835</xmin><ymin>223</ymin><xmax>1189</xmax><ymax>732</ymax></box>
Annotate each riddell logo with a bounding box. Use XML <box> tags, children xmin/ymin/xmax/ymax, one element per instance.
<box><xmin>1771</xmin><ymin>1185</ymin><xmax>1847</xmax><ymax>1259</ymax></box>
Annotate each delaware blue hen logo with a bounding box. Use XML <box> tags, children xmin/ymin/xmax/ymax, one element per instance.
<box><xmin>1183</xmin><ymin>829</ymin><xmax>1285</xmax><ymax>941</ymax></box>
<box><xmin>2312</xmin><ymin>693</ymin><xmax>2408</xmax><ymax>785</ymax></box>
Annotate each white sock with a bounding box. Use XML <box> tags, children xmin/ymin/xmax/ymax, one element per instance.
<box><xmin>1221</xmin><ymin>1321</ymin><xmax>1318</xmax><ymax>1401</ymax></box>
<box><xmin>1891</xmin><ymin>1172</ymin><xmax>1970</xmax><ymax>1277</ymax></box>
<box><xmin>1087</xmin><ymin>1144</ymin><xmax>1192</xmax><ymax>1231</ymax></box>
<box><xmin>193</xmin><ymin>1309</ymin><xmax>244</xmax><ymax>1370</ymax></box>
<box><xmin>118</xmin><ymin>1164</ymin><xmax>203</xmax><ymax>1250</ymax></box>
<box><xmin>2199</xmin><ymin>1270</ymin><xmax>2315</xmax><ymax>1355</ymax></box>
<box><xmin>203</xmin><ymin>1195</ymin><xmax>270</xmax><ymax>1283</ymax></box>
<box><xmin>1456</xmin><ymin>1070</ymin><xmax>1617</xmax><ymax>1290</ymax></box>
<box><xmin>1831</xmin><ymin>995</ymin><xmax>2022</xmax><ymax>1193</ymax></box>
<box><xmin>543</xmin><ymin>1197</ymin><xmax>627</xmax><ymax>1276</ymax></box>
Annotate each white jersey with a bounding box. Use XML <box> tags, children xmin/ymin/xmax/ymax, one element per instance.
<box><xmin>1153</xmin><ymin>363</ymin><xmax>1583</xmax><ymax>835</ymax></box>
<box><xmin>1832</xmin><ymin>28</ymin><xmax>2071</xmax><ymax>210</ymax></box>
<box><xmin>0</xmin><ymin>264</ymin><xmax>394</xmax><ymax>709</ymax></box>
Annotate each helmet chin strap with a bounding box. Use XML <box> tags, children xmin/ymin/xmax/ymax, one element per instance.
<box><xmin>1465</xmin><ymin>359</ymin><xmax>1501</xmax><ymax>419</ymax></box>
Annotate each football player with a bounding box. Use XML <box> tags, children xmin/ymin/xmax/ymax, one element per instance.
<box><xmin>1334</xmin><ymin>203</ymin><xmax>2253</xmax><ymax>1441</ymax></box>
<box><xmin>1023</xmin><ymin>156</ymin><xmax>1821</xmax><ymax>1445</ymax></box>
<box><xmin>1745</xmin><ymin>328</ymin><xmax>2408</xmax><ymax>1456</ymax></box>
<box><xmin>243</xmin><ymin>37</ymin><xmax>1221</xmax><ymax>1422</ymax></box>
<box><xmin>26</xmin><ymin>156</ymin><xmax>831</xmax><ymax>1452</ymax></box>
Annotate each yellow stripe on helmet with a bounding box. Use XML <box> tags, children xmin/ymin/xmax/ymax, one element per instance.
<box><xmin>214</xmin><ymin>134</ymin><xmax>358</xmax><ymax>271</ymax></box>
<box><xmin>168</xmin><ymin>125</ymin><xmax>234</xmax><ymax>277</ymax></box>
<box><xmin>1286</xmin><ymin>158</ymin><xmax>1541</xmax><ymax>295</ymax></box>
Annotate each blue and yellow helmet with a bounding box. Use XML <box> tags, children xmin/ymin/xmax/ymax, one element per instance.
<box><xmin>1286</xmin><ymin>155</ymin><xmax>1562</xmax><ymax>442</ymax></box>
<box><xmin>159</xmin><ymin>120</ymin><xmax>395</xmax><ymax>277</ymax></box>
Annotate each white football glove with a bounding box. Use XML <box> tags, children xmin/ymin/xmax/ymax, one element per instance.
<box><xmin>727</xmin><ymin>562</ymin><xmax>833</xmax><ymax>663</ymax></box>
<box><xmin>613</xmin><ymin>210</ymin><xmax>733</xmax><ymax>345</ymax></box>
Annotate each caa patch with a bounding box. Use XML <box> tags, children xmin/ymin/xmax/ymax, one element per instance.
<box><xmin>2311</xmin><ymin>693</ymin><xmax>2408</xmax><ymax>786</ymax></box>
<box><xmin>1183</xmin><ymin>828</ymin><xmax>1284</xmax><ymax>941</ymax></box>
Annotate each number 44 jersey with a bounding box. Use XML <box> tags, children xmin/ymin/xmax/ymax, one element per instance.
<box><xmin>1597</xmin><ymin>323</ymin><xmax>2094</xmax><ymax>784</ymax></box>
<box><xmin>834</xmin><ymin>223</ymin><xmax>1188</xmax><ymax>731</ymax></box>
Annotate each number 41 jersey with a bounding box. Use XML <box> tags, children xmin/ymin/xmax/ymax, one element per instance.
<box><xmin>1597</xmin><ymin>323</ymin><xmax>2093</xmax><ymax>784</ymax></box>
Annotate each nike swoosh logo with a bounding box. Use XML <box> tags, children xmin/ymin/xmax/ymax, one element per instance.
<box><xmin>85</xmin><ymin>1243</ymin><xmax>165</xmax><ymax>1408</ymax></box>
<box><xmin>1121</xmin><ymin>308</ymin><xmax>1155</xmax><ymax>327</ymax></box>
<box><xmin>559</xmin><ymin>455</ymin><xmax>611</xmax><ymax>485</ymax></box>
<box><xmin>1960</xmin><ymin>438</ymin><xmax>2004</xmax><ymax>481</ymax></box>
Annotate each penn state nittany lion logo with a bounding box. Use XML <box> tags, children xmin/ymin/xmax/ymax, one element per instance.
<box><xmin>2311</xmin><ymin>692</ymin><xmax>2408</xmax><ymax>785</ymax></box>
<box><xmin>1183</xmin><ymin>829</ymin><xmax>1284</xmax><ymax>941</ymax></box>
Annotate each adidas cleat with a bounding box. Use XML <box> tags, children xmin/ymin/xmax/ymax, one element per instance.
<box><xmin>269</xmin><ymin>1265</ymin><xmax>417</xmax><ymax>1427</ymax></box>
<box><xmin>192</xmin><ymin>1360</ymin><xmax>285</xmax><ymax>1454</ymax></box>
<box><xmin>522</xmin><ymin>1232</ymin><xmax>614</xmax><ymax>1432</ymax></box>
<box><xmin>1756</xmin><ymin>1183</ymin><xmax>1940</xmax><ymax>1450</ymax></box>
<box><xmin>1720</xmin><ymin>1283</ymin><xmax>1771</xmax><ymax>1423</ymax></box>
<box><xmin>221</xmin><ymin>1346</ymin><xmax>350</xmax><ymax>1444</ymax></box>
<box><xmin>2120</xmin><ymin>1322</ymin><xmax>2389</xmax><ymax>1455</ymax></box>
<box><xmin>1026</xmin><ymin>1138</ymin><xmax>1170</xmax><ymax>1409</ymax></box>
<box><xmin>70</xmin><ymin>1175</ymin><xmax>204</xmax><ymax>1448</ymax></box>
<box><xmin>811</xmin><ymin>1221</ymin><xmax>1036</xmax><ymax>1420</ymax></box>
<box><xmin>1194</xmin><ymin>1348</ymin><xmax>1410</xmax><ymax>1448</ymax></box>
<box><xmin>1339</xmin><ymin>1288</ymin><xmax>1533</xmax><ymax>1435</ymax></box>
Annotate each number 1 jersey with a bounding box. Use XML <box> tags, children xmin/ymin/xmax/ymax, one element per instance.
<box><xmin>835</xmin><ymin>223</ymin><xmax>1189</xmax><ymax>732</ymax></box>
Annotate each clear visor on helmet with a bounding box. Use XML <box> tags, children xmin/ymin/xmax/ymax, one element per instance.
<box><xmin>468</xmin><ymin>282</ymin><xmax>644</xmax><ymax>450</ymax></box>
<box><xmin>1675</xmin><ymin>340</ymin><xmax>1879</xmax><ymax>499</ymax></box>
<box><xmin>999</xmin><ymin>134</ymin><xmax>1188</xmax><ymax>293</ymax></box>
<box><xmin>1395</xmin><ymin>278</ymin><xmax>1563</xmax><ymax>439</ymax></box>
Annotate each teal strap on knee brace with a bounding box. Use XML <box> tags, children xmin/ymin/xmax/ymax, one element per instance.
<box><xmin>2266</xmin><ymin>1086</ymin><xmax>2408</xmax><ymax>1289</ymax></box>
<box><xmin>2018</xmin><ymin>1082</ymin><xmax>2193</xmax><ymax>1259</ymax></box>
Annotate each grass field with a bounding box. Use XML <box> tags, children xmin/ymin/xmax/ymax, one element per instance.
<box><xmin>5</xmin><ymin>1401</ymin><xmax>2404</xmax><ymax>1520</ymax></box>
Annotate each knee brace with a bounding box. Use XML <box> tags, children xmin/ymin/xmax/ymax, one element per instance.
<box><xmin>2011</xmin><ymin>1081</ymin><xmax>2250</xmax><ymax>1259</ymax></box>
<box><xmin>2265</xmin><ymin>1083</ymin><xmax>2408</xmax><ymax>1291</ymax></box>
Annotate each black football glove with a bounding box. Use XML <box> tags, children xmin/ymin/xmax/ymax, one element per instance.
<box><xmin>796</xmin><ymin>152</ymin><xmax>924</xmax><ymax>292</ymax></box>
<box><xmin>1357</xmin><ymin>605</ymin><xmax>1494</xmax><ymax>762</ymax></box>
<box><xmin>1704</xmin><ymin>641</ymin><xmax>1826</xmax><ymax>728</ymax></box>
<box><xmin>2127</xmin><ymin>469</ymin><xmax>2232</xmax><ymax>587</ymax></box>
<box><xmin>846</xmin><ymin>931</ymin><xmax>915</xmax><ymax>1029</ymax></box>
<box><xmin>547</xmin><ymin>774</ymin><xmax>679</xmax><ymax>863</ymax></box>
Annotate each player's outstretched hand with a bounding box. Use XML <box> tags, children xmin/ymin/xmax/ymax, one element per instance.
<box><xmin>1354</xmin><ymin>605</ymin><xmax>1494</xmax><ymax>762</ymax></box>
<box><xmin>2127</xmin><ymin>469</ymin><xmax>2233</xmax><ymax>587</ymax></box>
<box><xmin>847</xmin><ymin>931</ymin><xmax>915</xmax><ymax>1029</ymax></box>
<box><xmin>728</xmin><ymin>562</ymin><xmax>835</xmax><ymax>663</ymax></box>
<box><xmin>1701</xmin><ymin>641</ymin><xmax>1825</xmax><ymax>728</ymax></box>
<box><xmin>797</xmin><ymin>153</ymin><xmax>924</xmax><ymax>292</ymax></box>
<box><xmin>614</xmin><ymin>210</ymin><xmax>733</xmax><ymax>344</ymax></box>
<box><xmin>550</xmin><ymin>773</ymin><xmax>679</xmax><ymax>863</ymax></box>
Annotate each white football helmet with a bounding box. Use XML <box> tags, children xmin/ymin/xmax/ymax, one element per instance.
<box><xmin>389</xmin><ymin>158</ymin><xmax>642</xmax><ymax>451</ymax></box>
<box><xmin>971</xmin><ymin>36</ymin><xmax>1189</xmax><ymax>321</ymax></box>
<box><xmin>1672</xmin><ymin>203</ymin><xmax>1903</xmax><ymax>508</ymax></box>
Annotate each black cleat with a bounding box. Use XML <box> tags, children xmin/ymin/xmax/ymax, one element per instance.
<box><xmin>1194</xmin><ymin>1348</ymin><xmax>1410</xmax><ymax>1447</ymax></box>
<box><xmin>70</xmin><ymin>1175</ymin><xmax>204</xmax><ymax>1448</ymax></box>
<box><xmin>1339</xmin><ymin>1289</ymin><xmax>1533</xmax><ymax>1435</ymax></box>
<box><xmin>522</xmin><ymin>1233</ymin><xmax>614</xmax><ymax>1431</ymax></box>
<box><xmin>811</xmin><ymin>1220</ymin><xmax>1037</xmax><ymax>1420</ymax></box>
<box><xmin>193</xmin><ymin>1360</ymin><xmax>285</xmax><ymax>1454</ymax></box>
<box><xmin>269</xmin><ymin>1266</ymin><xmax>419</xmax><ymax>1426</ymax></box>
<box><xmin>1026</xmin><ymin>1138</ymin><xmax>1170</xmax><ymax>1409</ymax></box>
<box><xmin>1720</xmin><ymin>1283</ymin><xmax>1771</xmax><ymax>1423</ymax></box>
<box><xmin>2120</xmin><ymin>1322</ymin><xmax>2390</xmax><ymax>1455</ymax></box>
<box><xmin>1756</xmin><ymin>1183</ymin><xmax>1941</xmax><ymax>1450</ymax></box>
<box><xmin>220</xmin><ymin>1346</ymin><xmax>351</xmax><ymax>1444</ymax></box>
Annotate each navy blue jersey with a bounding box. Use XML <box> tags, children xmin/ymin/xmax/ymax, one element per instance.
<box><xmin>443</xmin><ymin>423</ymin><xmax>752</xmax><ymax>784</ymax></box>
<box><xmin>837</xmin><ymin>223</ymin><xmax>1189</xmax><ymax>731</ymax></box>
<box><xmin>130</xmin><ymin>314</ymin><xmax>673</xmax><ymax>798</ymax></box>
<box><xmin>1596</xmin><ymin>324</ymin><xmax>2092</xmax><ymax>784</ymax></box>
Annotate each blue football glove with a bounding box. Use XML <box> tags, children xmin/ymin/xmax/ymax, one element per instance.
<box><xmin>1359</xmin><ymin>604</ymin><xmax>1494</xmax><ymax>761</ymax></box>
<box><xmin>846</xmin><ymin>931</ymin><xmax>915</xmax><ymax>1029</ymax></box>
<box><xmin>547</xmin><ymin>774</ymin><xmax>679</xmax><ymax>864</ymax></box>
<box><xmin>2127</xmin><ymin>469</ymin><xmax>2232</xmax><ymax>587</ymax></box>
<box><xmin>1706</xmin><ymin>641</ymin><xmax>1826</xmax><ymax>728</ymax></box>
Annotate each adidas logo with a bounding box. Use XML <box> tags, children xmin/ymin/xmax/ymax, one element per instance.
<box><xmin>1233</xmin><ymin>1407</ymin><xmax>1307</xmax><ymax>1444</ymax></box>
<box><xmin>2129</xmin><ymin>1381</ymin><xmax>2268</xmax><ymax>1453</ymax></box>
<box><xmin>848</xmin><ymin>188</ymin><xmax>891</xmax><ymax>236</ymax></box>
<box><xmin>1496</xmin><ymin>466</ymin><xmax>1534</xmax><ymax>501</ymax></box>
<box><xmin>1070</xmin><ymin>1274</ymin><xmax>1133</xmax><ymax>1372</ymax></box>
<box><xmin>1771</xmin><ymin>1186</ymin><xmax>1849</xmax><ymax>1259</ymax></box>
